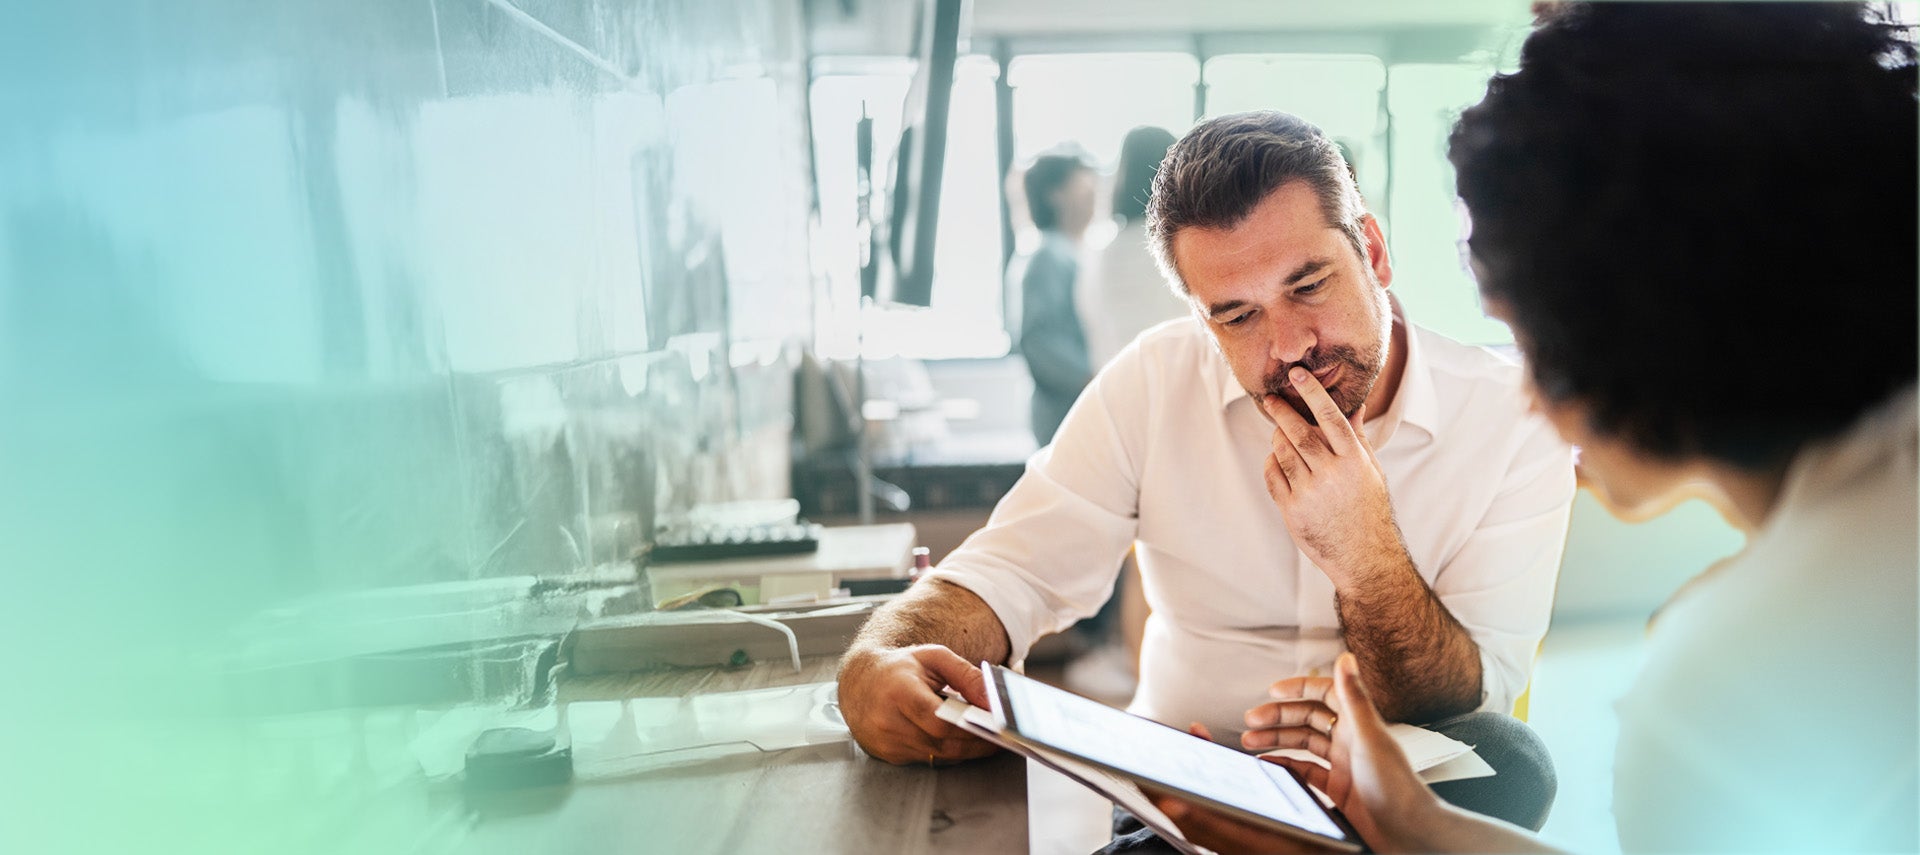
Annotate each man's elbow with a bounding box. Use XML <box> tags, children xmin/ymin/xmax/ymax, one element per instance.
<box><xmin>1378</xmin><ymin>693</ymin><xmax>1478</xmax><ymax>726</ymax></box>
<box><xmin>1376</xmin><ymin>669</ymin><xmax>1484</xmax><ymax>725</ymax></box>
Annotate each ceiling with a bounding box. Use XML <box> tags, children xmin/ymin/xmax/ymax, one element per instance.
<box><xmin>968</xmin><ymin>0</ymin><xmax>1527</xmax><ymax>36</ymax></box>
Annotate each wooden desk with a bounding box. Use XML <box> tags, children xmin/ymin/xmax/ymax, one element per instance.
<box><xmin>451</xmin><ymin>655</ymin><xmax>1028</xmax><ymax>854</ymax></box>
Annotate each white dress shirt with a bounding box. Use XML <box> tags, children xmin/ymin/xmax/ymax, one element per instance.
<box><xmin>1612</xmin><ymin>387</ymin><xmax>1917</xmax><ymax>852</ymax></box>
<box><xmin>925</xmin><ymin>311</ymin><xmax>1576</xmax><ymax>739</ymax></box>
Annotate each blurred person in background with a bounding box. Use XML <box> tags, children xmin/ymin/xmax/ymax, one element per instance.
<box><xmin>1006</xmin><ymin>149</ymin><xmax>1100</xmax><ymax>447</ymax></box>
<box><xmin>1079</xmin><ymin>125</ymin><xmax>1187</xmax><ymax>367</ymax></box>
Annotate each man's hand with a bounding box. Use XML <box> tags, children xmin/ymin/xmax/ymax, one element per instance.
<box><xmin>1261</xmin><ymin>366</ymin><xmax>1405</xmax><ymax>584</ymax></box>
<box><xmin>836</xmin><ymin>643</ymin><xmax>1001</xmax><ymax>766</ymax></box>
<box><xmin>1262</xmin><ymin>367</ymin><xmax>1484</xmax><ymax>723</ymax></box>
<box><xmin>1151</xmin><ymin>654</ymin><xmax>1444</xmax><ymax>854</ymax></box>
<box><xmin>1239</xmin><ymin>675</ymin><xmax>1338</xmax><ymax>755</ymax></box>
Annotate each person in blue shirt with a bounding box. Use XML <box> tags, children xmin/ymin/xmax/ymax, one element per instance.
<box><xmin>1008</xmin><ymin>150</ymin><xmax>1099</xmax><ymax>446</ymax></box>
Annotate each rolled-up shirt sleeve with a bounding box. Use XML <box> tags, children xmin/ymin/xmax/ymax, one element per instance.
<box><xmin>1430</xmin><ymin>413</ymin><xmax>1576</xmax><ymax>714</ymax></box>
<box><xmin>921</xmin><ymin>351</ymin><xmax>1147</xmax><ymax>663</ymax></box>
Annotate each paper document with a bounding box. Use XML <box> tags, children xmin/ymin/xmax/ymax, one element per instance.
<box><xmin>1387</xmin><ymin>722</ymin><xmax>1496</xmax><ymax>784</ymax></box>
<box><xmin>1258</xmin><ymin>722</ymin><xmax>1495</xmax><ymax>786</ymax></box>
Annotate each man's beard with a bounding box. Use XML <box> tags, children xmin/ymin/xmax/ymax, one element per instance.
<box><xmin>1261</xmin><ymin>343</ymin><xmax>1382</xmax><ymax>426</ymax></box>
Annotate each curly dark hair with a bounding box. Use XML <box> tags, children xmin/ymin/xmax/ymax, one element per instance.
<box><xmin>1452</xmin><ymin>1</ymin><xmax>1918</xmax><ymax>469</ymax></box>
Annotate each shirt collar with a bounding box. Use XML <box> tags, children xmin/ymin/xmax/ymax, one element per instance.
<box><xmin>1212</xmin><ymin>297</ymin><xmax>1439</xmax><ymax>445</ymax></box>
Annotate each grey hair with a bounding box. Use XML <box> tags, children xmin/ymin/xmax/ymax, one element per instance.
<box><xmin>1145</xmin><ymin>111</ymin><xmax>1368</xmax><ymax>293</ymax></box>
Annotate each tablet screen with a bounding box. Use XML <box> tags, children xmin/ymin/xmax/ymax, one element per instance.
<box><xmin>994</xmin><ymin>666</ymin><xmax>1352</xmax><ymax>845</ymax></box>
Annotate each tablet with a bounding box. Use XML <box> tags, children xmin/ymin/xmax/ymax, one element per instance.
<box><xmin>986</xmin><ymin>664</ymin><xmax>1364</xmax><ymax>852</ymax></box>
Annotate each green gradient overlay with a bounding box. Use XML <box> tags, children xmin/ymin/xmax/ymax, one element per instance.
<box><xmin>4</xmin><ymin>0</ymin><xmax>810</xmax><ymax>851</ymax></box>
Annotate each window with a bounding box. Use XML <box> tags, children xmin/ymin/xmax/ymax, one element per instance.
<box><xmin>1201</xmin><ymin>54</ymin><xmax>1388</xmax><ymax>221</ymax></box>
<box><xmin>1006</xmin><ymin>52</ymin><xmax>1198</xmax><ymax>252</ymax></box>
<box><xmin>1385</xmin><ymin>62</ymin><xmax>1512</xmax><ymax>346</ymax></box>
<box><xmin>809</xmin><ymin>47</ymin><xmax>1523</xmax><ymax>358</ymax></box>
<box><xmin>809</xmin><ymin>56</ymin><xmax>1004</xmax><ymax>360</ymax></box>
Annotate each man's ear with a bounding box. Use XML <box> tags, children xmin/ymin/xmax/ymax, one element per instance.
<box><xmin>1361</xmin><ymin>214</ymin><xmax>1393</xmax><ymax>288</ymax></box>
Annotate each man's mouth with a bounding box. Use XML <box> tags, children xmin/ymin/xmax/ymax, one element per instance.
<box><xmin>1276</xmin><ymin>364</ymin><xmax>1338</xmax><ymax>398</ymax></box>
<box><xmin>1312</xmin><ymin>364</ymin><xmax>1340</xmax><ymax>390</ymax></box>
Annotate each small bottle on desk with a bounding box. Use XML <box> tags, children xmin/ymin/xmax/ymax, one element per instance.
<box><xmin>908</xmin><ymin>547</ymin><xmax>931</xmax><ymax>583</ymax></box>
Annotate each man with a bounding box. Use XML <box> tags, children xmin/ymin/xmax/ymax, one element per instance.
<box><xmin>839</xmin><ymin>111</ymin><xmax>1576</xmax><ymax>831</ymax></box>
<box><xmin>1009</xmin><ymin>150</ymin><xmax>1099</xmax><ymax>445</ymax></box>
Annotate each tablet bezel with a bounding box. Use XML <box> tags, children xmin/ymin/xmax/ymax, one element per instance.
<box><xmin>986</xmin><ymin>664</ymin><xmax>1366</xmax><ymax>853</ymax></box>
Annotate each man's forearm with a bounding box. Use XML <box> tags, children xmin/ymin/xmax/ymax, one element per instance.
<box><xmin>1335</xmin><ymin>552</ymin><xmax>1483</xmax><ymax>724</ymax></box>
<box><xmin>845</xmin><ymin>579</ymin><xmax>1013</xmax><ymax>667</ymax></box>
<box><xmin>836</xmin><ymin>578</ymin><xmax>1013</xmax><ymax>765</ymax></box>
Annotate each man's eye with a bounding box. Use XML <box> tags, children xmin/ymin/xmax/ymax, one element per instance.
<box><xmin>1223</xmin><ymin>312</ymin><xmax>1253</xmax><ymax>327</ymax></box>
<box><xmin>1297</xmin><ymin>279</ymin><xmax>1326</xmax><ymax>296</ymax></box>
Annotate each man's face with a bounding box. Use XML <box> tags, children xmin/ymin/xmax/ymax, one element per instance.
<box><xmin>1170</xmin><ymin>181</ymin><xmax>1394</xmax><ymax>424</ymax></box>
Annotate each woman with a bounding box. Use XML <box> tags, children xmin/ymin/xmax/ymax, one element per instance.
<box><xmin>1156</xmin><ymin>3</ymin><xmax>1918</xmax><ymax>851</ymax></box>
<box><xmin>1078</xmin><ymin>125</ymin><xmax>1185</xmax><ymax>368</ymax></box>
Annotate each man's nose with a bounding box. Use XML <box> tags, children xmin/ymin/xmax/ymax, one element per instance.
<box><xmin>1267</xmin><ymin>318</ymin><xmax>1315</xmax><ymax>366</ymax></box>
